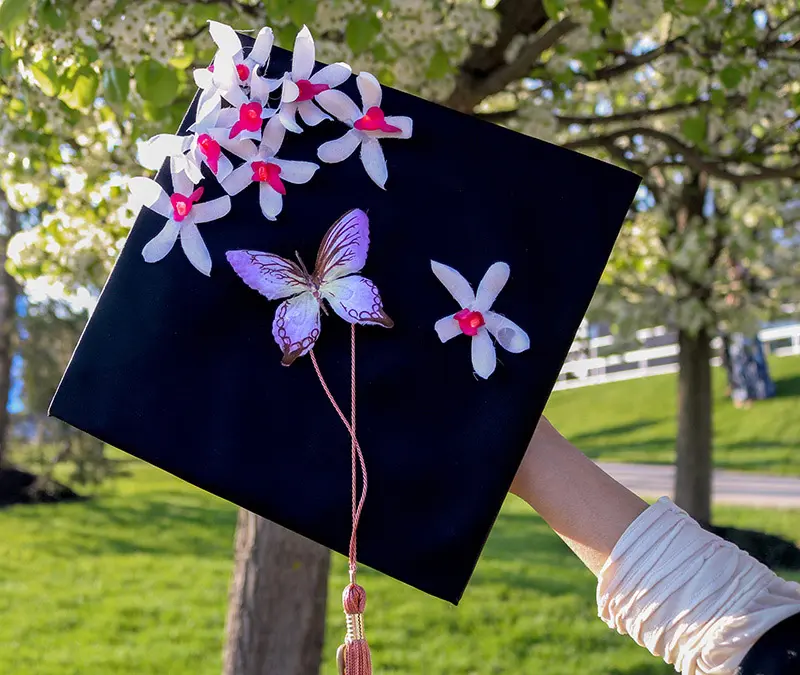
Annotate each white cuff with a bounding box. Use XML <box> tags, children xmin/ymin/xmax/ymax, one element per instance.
<box><xmin>597</xmin><ymin>497</ymin><xmax>800</xmax><ymax>675</ymax></box>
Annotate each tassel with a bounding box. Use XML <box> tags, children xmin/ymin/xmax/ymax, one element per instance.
<box><xmin>337</xmin><ymin>583</ymin><xmax>372</xmax><ymax>675</ymax></box>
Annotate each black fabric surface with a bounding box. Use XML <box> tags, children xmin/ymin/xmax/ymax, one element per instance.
<box><xmin>50</xmin><ymin>42</ymin><xmax>641</xmax><ymax>603</ymax></box>
<box><xmin>737</xmin><ymin>611</ymin><xmax>800</xmax><ymax>674</ymax></box>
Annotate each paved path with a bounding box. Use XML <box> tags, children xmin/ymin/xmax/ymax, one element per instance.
<box><xmin>597</xmin><ymin>462</ymin><xmax>800</xmax><ymax>508</ymax></box>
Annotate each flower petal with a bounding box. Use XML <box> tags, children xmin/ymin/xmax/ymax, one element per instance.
<box><xmin>179</xmin><ymin>150</ymin><xmax>205</xmax><ymax>185</ymax></box>
<box><xmin>216</xmin><ymin>107</ymin><xmax>238</xmax><ymax>129</ymax></box>
<box><xmin>271</xmin><ymin>158</ymin><xmax>318</xmax><ymax>184</ymax></box>
<box><xmin>317</xmin><ymin>129</ymin><xmax>361</xmax><ymax>163</ymax></box>
<box><xmin>193</xmin><ymin>195</ymin><xmax>231</xmax><ymax>223</ymax></box>
<box><xmin>261</xmin><ymin>114</ymin><xmax>286</xmax><ymax>154</ymax></box>
<box><xmin>472</xmin><ymin>327</ymin><xmax>497</xmax><ymax>379</ymax></box>
<box><xmin>220</xmin><ymin>83</ymin><xmax>248</xmax><ymax>108</ymax></box>
<box><xmin>259</xmin><ymin>183</ymin><xmax>283</xmax><ymax>221</ymax></box>
<box><xmin>171</xmin><ymin>168</ymin><xmax>194</xmax><ymax>197</ymax></box>
<box><xmin>208</xmin><ymin>21</ymin><xmax>243</xmax><ymax>57</ymax></box>
<box><xmin>137</xmin><ymin>134</ymin><xmax>190</xmax><ymax>170</ymax></box>
<box><xmin>211</xmin><ymin>52</ymin><xmax>239</xmax><ymax>90</ymax></box>
<box><xmin>142</xmin><ymin>218</ymin><xmax>181</xmax><ymax>263</ymax></box>
<box><xmin>193</xmin><ymin>93</ymin><xmax>222</xmax><ymax>131</ymax></box>
<box><xmin>213</xmin><ymin>153</ymin><xmax>234</xmax><ymax>182</ymax></box>
<box><xmin>357</xmin><ymin>72</ymin><xmax>382</xmax><ymax>109</ymax></box>
<box><xmin>430</xmin><ymin>260</ymin><xmax>475</xmax><ymax>307</ymax></box>
<box><xmin>315</xmin><ymin>89</ymin><xmax>361</xmax><ymax>124</ymax></box>
<box><xmin>298</xmin><ymin>100</ymin><xmax>331</xmax><ymax>126</ymax></box>
<box><xmin>250</xmin><ymin>72</ymin><xmax>273</xmax><ymax>104</ymax></box>
<box><xmin>248</xmin><ymin>26</ymin><xmax>274</xmax><ymax>65</ymax></box>
<box><xmin>360</xmin><ymin>135</ymin><xmax>388</xmax><ymax>189</ymax></box>
<box><xmin>221</xmin><ymin>162</ymin><xmax>255</xmax><ymax>196</ymax></box>
<box><xmin>311</xmin><ymin>62</ymin><xmax>351</xmax><ymax>87</ymax></box>
<box><xmin>434</xmin><ymin>314</ymin><xmax>461</xmax><ymax>343</ymax></box>
<box><xmin>180</xmin><ymin>221</ymin><xmax>212</xmax><ymax>276</ymax></box>
<box><xmin>214</xmin><ymin>132</ymin><xmax>258</xmax><ymax>161</ymax></box>
<box><xmin>193</xmin><ymin>68</ymin><xmax>213</xmax><ymax>90</ymax></box>
<box><xmin>129</xmin><ymin>177</ymin><xmax>171</xmax><ymax>217</ymax></box>
<box><xmin>484</xmin><ymin>311</ymin><xmax>530</xmax><ymax>354</ymax></box>
<box><xmin>373</xmin><ymin>115</ymin><xmax>413</xmax><ymax>139</ymax></box>
<box><xmin>278</xmin><ymin>102</ymin><xmax>303</xmax><ymax>134</ymax></box>
<box><xmin>474</xmin><ymin>262</ymin><xmax>510</xmax><ymax>312</ymax></box>
<box><xmin>282</xmin><ymin>78</ymin><xmax>300</xmax><ymax>103</ymax></box>
<box><xmin>292</xmin><ymin>25</ymin><xmax>315</xmax><ymax>81</ymax></box>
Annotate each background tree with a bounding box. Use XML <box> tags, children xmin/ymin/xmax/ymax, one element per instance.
<box><xmin>2</xmin><ymin>0</ymin><xmax>798</xmax><ymax>672</ymax></box>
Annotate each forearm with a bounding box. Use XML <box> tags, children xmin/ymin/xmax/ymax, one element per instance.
<box><xmin>510</xmin><ymin>417</ymin><xmax>647</xmax><ymax>575</ymax></box>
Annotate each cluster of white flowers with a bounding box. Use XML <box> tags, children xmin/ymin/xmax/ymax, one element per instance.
<box><xmin>610</xmin><ymin>0</ymin><xmax>665</xmax><ymax>34</ymax></box>
<box><xmin>131</xmin><ymin>21</ymin><xmax>413</xmax><ymax>275</ymax></box>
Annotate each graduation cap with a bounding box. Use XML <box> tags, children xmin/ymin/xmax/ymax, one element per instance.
<box><xmin>51</xmin><ymin>20</ymin><xmax>640</xmax><ymax>674</ymax></box>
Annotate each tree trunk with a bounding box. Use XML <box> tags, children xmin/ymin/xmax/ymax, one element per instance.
<box><xmin>0</xmin><ymin>195</ymin><xmax>21</xmax><ymax>469</ymax></box>
<box><xmin>674</xmin><ymin>328</ymin><xmax>713</xmax><ymax>524</ymax></box>
<box><xmin>222</xmin><ymin>509</ymin><xmax>331</xmax><ymax>675</ymax></box>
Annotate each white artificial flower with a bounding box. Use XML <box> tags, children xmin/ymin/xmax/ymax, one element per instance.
<box><xmin>220</xmin><ymin>115</ymin><xmax>319</xmax><ymax>221</ymax></box>
<box><xmin>316</xmin><ymin>72</ymin><xmax>413</xmax><ymax>189</ymax></box>
<box><xmin>431</xmin><ymin>261</ymin><xmax>530</xmax><ymax>379</ymax></box>
<box><xmin>130</xmin><ymin>169</ymin><xmax>231</xmax><ymax>276</ymax></box>
<box><xmin>278</xmin><ymin>25</ymin><xmax>352</xmax><ymax>133</ymax></box>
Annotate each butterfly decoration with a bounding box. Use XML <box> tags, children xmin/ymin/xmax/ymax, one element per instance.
<box><xmin>227</xmin><ymin>208</ymin><xmax>393</xmax><ymax>365</ymax></box>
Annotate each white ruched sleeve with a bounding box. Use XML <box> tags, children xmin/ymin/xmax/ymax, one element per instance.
<box><xmin>596</xmin><ymin>497</ymin><xmax>800</xmax><ymax>675</ymax></box>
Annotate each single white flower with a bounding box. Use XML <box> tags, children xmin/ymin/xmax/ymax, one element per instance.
<box><xmin>431</xmin><ymin>261</ymin><xmax>530</xmax><ymax>379</ymax></box>
<box><xmin>220</xmin><ymin>115</ymin><xmax>319</xmax><ymax>221</ymax></box>
<box><xmin>278</xmin><ymin>25</ymin><xmax>352</xmax><ymax>133</ymax></box>
<box><xmin>194</xmin><ymin>22</ymin><xmax>278</xmax><ymax>107</ymax></box>
<box><xmin>316</xmin><ymin>72</ymin><xmax>412</xmax><ymax>189</ymax></box>
<box><xmin>130</xmin><ymin>169</ymin><xmax>231</xmax><ymax>276</ymax></box>
<box><xmin>136</xmin><ymin>94</ymin><xmax>252</xmax><ymax>183</ymax></box>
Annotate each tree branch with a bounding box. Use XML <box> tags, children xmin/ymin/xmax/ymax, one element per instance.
<box><xmin>556</xmin><ymin>95</ymin><xmax>743</xmax><ymax>125</ymax></box>
<box><xmin>564</xmin><ymin>128</ymin><xmax>800</xmax><ymax>184</ymax></box>
<box><xmin>589</xmin><ymin>37</ymin><xmax>685</xmax><ymax>81</ymax></box>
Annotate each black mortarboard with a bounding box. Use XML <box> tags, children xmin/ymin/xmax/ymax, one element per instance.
<box><xmin>50</xmin><ymin>23</ymin><xmax>640</xmax><ymax>606</ymax></box>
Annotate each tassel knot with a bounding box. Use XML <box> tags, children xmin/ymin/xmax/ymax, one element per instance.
<box><xmin>337</xmin><ymin>583</ymin><xmax>372</xmax><ymax>675</ymax></box>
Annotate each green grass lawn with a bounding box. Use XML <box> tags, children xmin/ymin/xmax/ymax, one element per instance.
<box><xmin>1</xmin><ymin>460</ymin><xmax>799</xmax><ymax>675</ymax></box>
<box><xmin>545</xmin><ymin>355</ymin><xmax>800</xmax><ymax>475</ymax></box>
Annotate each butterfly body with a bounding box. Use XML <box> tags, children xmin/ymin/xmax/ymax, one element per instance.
<box><xmin>227</xmin><ymin>209</ymin><xmax>393</xmax><ymax>366</ymax></box>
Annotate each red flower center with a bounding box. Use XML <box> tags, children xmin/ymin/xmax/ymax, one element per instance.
<box><xmin>251</xmin><ymin>161</ymin><xmax>285</xmax><ymax>195</ymax></box>
<box><xmin>197</xmin><ymin>134</ymin><xmax>221</xmax><ymax>173</ymax></box>
<box><xmin>295</xmin><ymin>79</ymin><xmax>330</xmax><ymax>102</ymax></box>
<box><xmin>170</xmin><ymin>186</ymin><xmax>204</xmax><ymax>222</ymax></box>
<box><xmin>454</xmin><ymin>308</ymin><xmax>485</xmax><ymax>337</ymax></box>
<box><xmin>236</xmin><ymin>63</ymin><xmax>250</xmax><ymax>81</ymax></box>
<box><xmin>354</xmin><ymin>106</ymin><xmax>401</xmax><ymax>133</ymax></box>
<box><xmin>229</xmin><ymin>102</ymin><xmax>264</xmax><ymax>138</ymax></box>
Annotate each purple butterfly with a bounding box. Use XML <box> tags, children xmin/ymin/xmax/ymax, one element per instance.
<box><xmin>227</xmin><ymin>208</ymin><xmax>393</xmax><ymax>366</ymax></box>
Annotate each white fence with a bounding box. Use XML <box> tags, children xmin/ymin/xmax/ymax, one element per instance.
<box><xmin>554</xmin><ymin>322</ymin><xmax>800</xmax><ymax>391</ymax></box>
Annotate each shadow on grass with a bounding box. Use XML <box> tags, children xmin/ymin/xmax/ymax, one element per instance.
<box><xmin>571</xmin><ymin>419</ymin><xmax>664</xmax><ymax>444</ymax></box>
<box><xmin>8</xmin><ymin>490</ymin><xmax>237</xmax><ymax>559</ymax></box>
<box><xmin>775</xmin><ymin>374</ymin><xmax>800</xmax><ymax>398</ymax></box>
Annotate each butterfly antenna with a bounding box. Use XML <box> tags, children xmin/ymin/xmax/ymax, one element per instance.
<box><xmin>294</xmin><ymin>251</ymin><xmax>311</xmax><ymax>278</ymax></box>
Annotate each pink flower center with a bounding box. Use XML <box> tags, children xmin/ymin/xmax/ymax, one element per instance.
<box><xmin>251</xmin><ymin>161</ymin><xmax>285</xmax><ymax>195</ymax></box>
<box><xmin>295</xmin><ymin>79</ymin><xmax>330</xmax><ymax>102</ymax></box>
<box><xmin>197</xmin><ymin>134</ymin><xmax>221</xmax><ymax>173</ymax></box>
<box><xmin>454</xmin><ymin>308</ymin><xmax>485</xmax><ymax>337</ymax></box>
<box><xmin>229</xmin><ymin>102</ymin><xmax>264</xmax><ymax>138</ymax></box>
<box><xmin>170</xmin><ymin>187</ymin><xmax>204</xmax><ymax>222</ymax></box>
<box><xmin>354</xmin><ymin>106</ymin><xmax>401</xmax><ymax>133</ymax></box>
<box><xmin>236</xmin><ymin>63</ymin><xmax>250</xmax><ymax>81</ymax></box>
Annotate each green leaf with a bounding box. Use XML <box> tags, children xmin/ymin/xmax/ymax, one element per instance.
<box><xmin>710</xmin><ymin>89</ymin><xmax>726</xmax><ymax>107</ymax></box>
<box><xmin>542</xmin><ymin>0</ymin><xmax>565</xmax><ymax>19</ymax></box>
<box><xmin>40</xmin><ymin>0</ymin><xmax>67</xmax><ymax>30</ymax></box>
<box><xmin>286</xmin><ymin>0</ymin><xmax>316</xmax><ymax>26</ymax></box>
<box><xmin>345</xmin><ymin>14</ymin><xmax>381</xmax><ymax>54</ymax></box>
<box><xmin>678</xmin><ymin>0</ymin><xmax>708</xmax><ymax>15</ymax></box>
<box><xmin>719</xmin><ymin>65</ymin><xmax>743</xmax><ymax>89</ymax></box>
<box><xmin>582</xmin><ymin>0</ymin><xmax>610</xmax><ymax>30</ymax></box>
<box><xmin>0</xmin><ymin>47</ymin><xmax>14</xmax><ymax>77</ymax></box>
<box><xmin>0</xmin><ymin>0</ymin><xmax>30</xmax><ymax>41</ymax></box>
<box><xmin>674</xmin><ymin>84</ymin><xmax>697</xmax><ymax>103</ymax></box>
<box><xmin>426</xmin><ymin>44</ymin><xmax>450</xmax><ymax>80</ymax></box>
<box><xmin>59</xmin><ymin>67</ymin><xmax>98</xmax><ymax>111</ymax></box>
<box><xmin>747</xmin><ymin>89</ymin><xmax>761</xmax><ymax>111</ymax></box>
<box><xmin>102</xmin><ymin>66</ymin><xmax>130</xmax><ymax>104</ymax></box>
<box><xmin>135</xmin><ymin>59</ymin><xmax>180</xmax><ymax>107</ymax></box>
<box><xmin>30</xmin><ymin>62</ymin><xmax>61</xmax><ymax>97</ymax></box>
<box><xmin>681</xmin><ymin>114</ymin><xmax>707</xmax><ymax>144</ymax></box>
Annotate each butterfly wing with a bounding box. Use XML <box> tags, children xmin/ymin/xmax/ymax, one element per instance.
<box><xmin>320</xmin><ymin>275</ymin><xmax>393</xmax><ymax>328</ymax></box>
<box><xmin>272</xmin><ymin>291</ymin><xmax>322</xmax><ymax>366</ymax></box>
<box><xmin>313</xmin><ymin>209</ymin><xmax>370</xmax><ymax>284</ymax></box>
<box><xmin>227</xmin><ymin>250</ymin><xmax>309</xmax><ymax>300</ymax></box>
